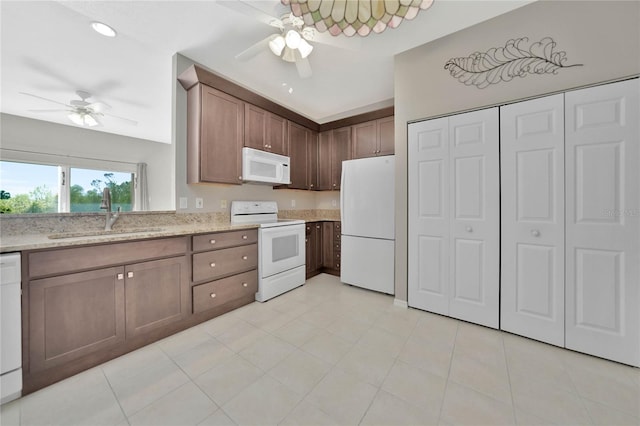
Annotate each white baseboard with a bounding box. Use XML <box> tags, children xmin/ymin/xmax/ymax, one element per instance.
<box><xmin>393</xmin><ymin>298</ymin><xmax>408</xmax><ymax>308</ymax></box>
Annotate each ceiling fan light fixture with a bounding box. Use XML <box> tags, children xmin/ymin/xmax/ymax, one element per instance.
<box><xmin>269</xmin><ymin>35</ymin><xmax>286</xmax><ymax>56</ymax></box>
<box><xmin>68</xmin><ymin>111</ymin><xmax>98</xmax><ymax>127</ymax></box>
<box><xmin>284</xmin><ymin>29</ymin><xmax>301</xmax><ymax>49</ymax></box>
<box><xmin>298</xmin><ymin>38</ymin><xmax>313</xmax><ymax>58</ymax></box>
<box><xmin>281</xmin><ymin>47</ymin><xmax>297</xmax><ymax>63</ymax></box>
<box><xmin>84</xmin><ymin>114</ymin><xmax>99</xmax><ymax>127</ymax></box>
<box><xmin>91</xmin><ymin>21</ymin><xmax>117</xmax><ymax>38</ymax></box>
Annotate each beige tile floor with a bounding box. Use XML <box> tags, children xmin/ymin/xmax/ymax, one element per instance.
<box><xmin>2</xmin><ymin>274</ymin><xmax>639</xmax><ymax>426</ymax></box>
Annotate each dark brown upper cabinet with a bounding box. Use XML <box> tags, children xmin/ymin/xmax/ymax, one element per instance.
<box><xmin>244</xmin><ymin>104</ymin><xmax>289</xmax><ymax>156</ymax></box>
<box><xmin>319</xmin><ymin>127</ymin><xmax>351</xmax><ymax>190</ymax></box>
<box><xmin>186</xmin><ymin>84</ymin><xmax>244</xmax><ymax>185</ymax></box>
<box><xmin>286</xmin><ymin>121</ymin><xmax>314</xmax><ymax>190</ymax></box>
<box><xmin>351</xmin><ymin>116</ymin><xmax>395</xmax><ymax>159</ymax></box>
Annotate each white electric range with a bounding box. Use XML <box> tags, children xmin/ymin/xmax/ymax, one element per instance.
<box><xmin>231</xmin><ymin>201</ymin><xmax>306</xmax><ymax>302</ymax></box>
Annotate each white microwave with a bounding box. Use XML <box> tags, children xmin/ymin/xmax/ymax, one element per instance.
<box><xmin>242</xmin><ymin>147</ymin><xmax>291</xmax><ymax>185</ymax></box>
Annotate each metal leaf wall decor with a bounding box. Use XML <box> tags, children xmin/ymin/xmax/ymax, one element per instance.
<box><xmin>444</xmin><ymin>37</ymin><xmax>582</xmax><ymax>89</ymax></box>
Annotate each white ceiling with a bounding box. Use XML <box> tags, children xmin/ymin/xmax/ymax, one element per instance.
<box><xmin>1</xmin><ymin>0</ymin><xmax>532</xmax><ymax>144</ymax></box>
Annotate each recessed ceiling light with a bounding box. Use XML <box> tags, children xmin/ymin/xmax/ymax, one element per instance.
<box><xmin>91</xmin><ymin>21</ymin><xmax>117</xmax><ymax>37</ymax></box>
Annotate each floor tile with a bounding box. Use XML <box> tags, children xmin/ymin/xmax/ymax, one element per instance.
<box><xmin>398</xmin><ymin>337</ymin><xmax>452</xmax><ymax>379</ymax></box>
<box><xmin>381</xmin><ymin>360</ymin><xmax>446</xmax><ymax>414</ymax></box>
<box><xmin>102</xmin><ymin>344</ymin><xmax>171</xmax><ymax>381</ymax></box>
<box><xmin>305</xmin><ymin>369</ymin><xmax>378</xmax><ymax>425</ymax></box>
<box><xmin>360</xmin><ymin>390</ymin><xmax>439</xmax><ymax>426</ymax></box>
<box><xmin>197</xmin><ymin>312</ymin><xmax>243</xmax><ymax>338</ymax></box>
<box><xmin>215</xmin><ymin>320</ymin><xmax>269</xmax><ymax>352</ymax></box>
<box><xmin>173</xmin><ymin>338</ymin><xmax>235</xmax><ymax>378</ymax></box>
<box><xmin>325</xmin><ymin>315</ymin><xmax>371</xmax><ymax>343</ymax></box>
<box><xmin>0</xmin><ymin>399</ymin><xmax>20</xmax><ymax>426</ymax></box>
<box><xmin>194</xmin><ymin>355</ymin><xmax>263</xmax><ymax>406</ymax></box>
<box><xmin>222</xmin><ymin>375</ymin><xmax>302</xmax><ymax>425</ymax></box>
<box><xmin>156</xmin><ymin>326</ymin><xmax>214</xmax><ymax>359</ymax></box>
<box><xmin>440</xmin><ymin>381</ymin><xmax>515</xmax><ymax>425</ymax></box>
<box><xmin>20</xmin><ymin>368</ymin><xmax>126</xmax><ymax>426</ymax></box>
<box><xmin>336</xmin><ymin>342</ymin><xmax>396</xmax><ymax>387</ymax></box>
<box><xmin>584</xmin><ymin>398</ymin><xmax>640</xmax><ymax>426</ymax></box>
<box><xmin>357</xmin><ymin>326</ymin><xmax>407</xmax><ymax>358</ymax></box>
<box><xmin>454</xmin><ymin>322</ymin><xmax>506</xmax><ymax>369</ymax></box>
<box><xmin>411</xmin><ymin>313</ymin><xmax>459</xmax><ymax>349</ymax></box>
<box><xmin>197</xmin><ymin>409</ymin><xmax>236</xmax><ymax>426</ymax></box>
<box><xmin>300</xmin><ymin>330</ymin><xmax>353</xmax><ymax>365</ymax></box>
<box><xmin>449</xmin><ymin>351</ymin><xmax>512</xmax><ymax>404</ymax></box>
<box><xmin>237</xmin><ymin>334</ymin><xmax>295</xmax><ymax>371</ymax></box>
<box><xmin>272</xmin><ymin>318</ymin><xmax>323</xmax><ymax>347</ymax></box>
<box><xmin>268</xmin><ymin>349</ymin><xmax>331</xmax><ymax>395</ymax></box>
<box><xmin>128</xmin><ymin>382</ymin><xmax>217</xmax><ymax>426</ymax></box>
<box><xmin>106</xmin><ymin>358</ymin><xmax>191</xmax><ymax>417</ymax></box>
<box><xmin>279</xmin><ymin>400</ymin><xmax>336</xmax><ymax>426</ymax></box>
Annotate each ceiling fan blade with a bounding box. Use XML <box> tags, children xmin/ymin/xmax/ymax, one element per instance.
<box><xmin>235</xmin><ymin>35</ymin><xmax>274</xmax><ymax>61</ymax></box>
<box><xmin>87</xmin><ymin>101</ymin><xmax>111</xmax><ymax>113</ymax></box>
<box><xmin>20</xmin><ymin>92</ymin><xmax>71</xmax><ymax>107</ymax></box>
<box><xmin>103</xmin><ymin>112</ymin><xmax>138</xmax><ymax>126</ymax></box>
<box><xmin>295</xmin><ymin>56</ymin><xmax>312</xmax><ymax>79</ymax></box>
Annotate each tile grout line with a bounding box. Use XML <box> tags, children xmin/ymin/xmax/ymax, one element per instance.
<box><xmin>501</xmin><ymin>331</ymin><xmax>518</xmax><ymax>424</ymax></box>
<box><xmin>99</xmin><ymin>367</ymin><xmax>131</xmax><ymax>425</ymax></box>
<box><xmin>435</xmin><ymin>321</ymin><xmax>459</xmax><ymax>424</ymax></box>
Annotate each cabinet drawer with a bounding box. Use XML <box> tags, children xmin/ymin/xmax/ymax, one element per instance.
<box><xmin>193</xmin><ymin>270</ymin><xmax>257</xmax><ymax>313</ymax></box>
<box><xmin>192</xmin><ymin>244</ymin><xmax>257</xmax><ymax>282</ymax></box>
<box><xmin>193</xmin><ymin>229</ymin><xmax>257</xmax><ymax>252</ymax></box>
<box><xmin>28</xmin><ymin>237</ymin><xmax>188</xmax><ymax>278</ymax></box>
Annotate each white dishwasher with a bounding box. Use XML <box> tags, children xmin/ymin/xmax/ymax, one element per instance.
<box><xmin>0</xmin><ymin>252</ymin><xmax>22</xmax><ymax>404</ymax></box>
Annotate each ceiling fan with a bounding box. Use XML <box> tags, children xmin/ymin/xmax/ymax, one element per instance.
<box><xmin>20</xmin><ymin>90</ymin><xmax>138</xmax><ymax>127</ymax></box>
<box><xmin>224</xmin><ymin>1</ymin><xmax>360</xmax><ymax>79</ymax></box>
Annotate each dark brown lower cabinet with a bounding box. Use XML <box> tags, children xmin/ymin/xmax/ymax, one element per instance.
<box><xmin>28</xmin><ymin>267</ymin><xmax>125</xmax><ymax>373</ymax></box>
<box><xmin>305</xmin><ymin>222</ymin><xmax>322</xmax><ymax>278</ymax></box>
<box><xmin>306</xmin><ymin>221</ymin><xmax>340</xmax><ymax>278</ymax></box>
<box><xmin>125</xmin><ymin>257</ymin><xmax>189</xmax><ymax>339</ymax></box>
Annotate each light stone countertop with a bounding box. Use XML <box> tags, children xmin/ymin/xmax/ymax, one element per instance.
<box><xmin>0</xmin><ymin>209</ymin><xmax>341</xmax><ymax>253</ymax></box>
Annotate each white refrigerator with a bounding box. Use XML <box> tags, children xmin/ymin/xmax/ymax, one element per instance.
<box><xmin>340</xmin><ymin>155</ymin><xmax>395</xmax><ymax>294</ymax></box>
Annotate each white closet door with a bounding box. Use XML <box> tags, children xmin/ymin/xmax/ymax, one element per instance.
<box><xmin>408</xmin><ymin>117</ymin><xmax>450</xmax><ymax>315</ymax></box>
<box><xmin>500</xmin><ymin>94</ymin><xmax>565</xmax><ymax>346</ymax></box>
<box><xmin>448</xmin><ymin>108</ymin><xmax>500</xmax><ymax>328</ymax></box>
<box><xmin>565</xmin><ymin>79</ymin><xmax>639</xmax><ymax>366</ymax></box>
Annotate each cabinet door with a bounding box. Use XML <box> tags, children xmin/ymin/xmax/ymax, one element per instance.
<box><xmin>377</xmin><ymin>116</ymin><xmax>395</xmax><ymax>156</ymax></box>
<box><xmin>500</xmin><ymin>94</ymin><xmax>565</xmax><ymax>346</ymax></box>
<box><xmin>29</xmin><ymin>267</ymin><xmax>125</xmax><ymax>373</ymax></box>
<box><xmin>267</xmin><ymin>113</ymin><xmax>289</xmax><ymax>155</ymax></box>
<box><xmin>565</xmin><ymin>79</ymin><xmax>639</xmax><ymax>366</ymax></box>
<box><xmin>288</xmin><ymin>122</ymin><xmax>309</xmax><ymax>189</ymax></box>
<box><xmin>244</xmin><ymin>104</ymin><xmax>267</xmax><ymax>151</ymax></box>
<box><xmin>307</xmin><ymin>131</ymin><xmax>319</xmax><ymax>190</ymax></box>
<box><xmin>305</xmin><ymin>223</ymin><xmax>320</xmax><ymax>276</ymax></box>
<box><xmin>318</xmin><ymin>131</ymin><xmax>332</xmax><ymax>190</ymax></box>
<box><xmin>408</xmin><ymin>117</ymin><xmax>450</xmax><ymax>315</ymax></box>
<box><xmin>352</xmin><ymin>121</ymin><xmax>378</xmax><ymax>159</ymax></box>
<box><xmin>332</xmin><ymin>127</ymin><xmax>351</xmax><ymax>190</ymax></box>
<box><xmin>448</xmin><ymin>108</ymin><xmax>499</xmax><ymax>329</ymax></box>
<box><xmin>195</xmin><ymin>85</ymin><xmax>243</xmax><ymax>184</ymax></box>
<box><xmin>321</xmin><ymin>222</ymin><xmax>334</xmax><ymax>269</ymax></box>
<box><xmin>125</xmin><ymin>256</ymin><xmax>189</xmax><ymax>339</ymax></box>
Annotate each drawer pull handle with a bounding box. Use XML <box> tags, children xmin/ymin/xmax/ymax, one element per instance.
<box><xmin>117</xmin><ymin>273</ymin><xmax>124</xmax><ymax>280</ymax></box>
<box><xmin>210</xmin><ymin>293</ymin><xmax>216</xmax><ymax>298</ymax></box>
<box><xmin>127</xmin><ymin>272</ymin><xmax>134</xmax><ymax>278</ymax></box>
<box><xmin>210</xmin><ymin>262</ymin><xmax>216</xmax><ymax>268</ymax></box>
<box><xmin>210</xmin><ymin>239</ymin><xmax>216</xmax><ymax>244</ymax></box>
<box><xmin>242</xmin><ymin>235</ymin><xmax>248</xmax><ymax>240</ymax></box>
<box><xmin>242</xmin><ymin>282</ymin><xmax>248</xmax><ymax>287</ymax></box>
<box><xmin>242</xmin><ymin>255</ymin><xmax>248</xmax><ymax>260</ymax></box>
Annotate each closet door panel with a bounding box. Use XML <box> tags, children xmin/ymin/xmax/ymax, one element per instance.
<box><xmin>448</xmin><ymin>108</ymin><xmax>500</xmax><ymax>329</ymax></box>
<box><xmin>408</xmin><ymin>117</ymin><xmax>450</xmax><ymax>315</ymax></box>
<box><xmin>500</xmin><ymin>94</ymin><xmax>565</xmax><ymax>346</ymax></box>
<box><xmin>565</xmin><ymin>79</ymin><xmax>639</xmax><ymax>366</ymax></box>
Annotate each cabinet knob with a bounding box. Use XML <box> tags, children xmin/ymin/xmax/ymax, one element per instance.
<box><xmin>466</xmin><ymin>226</ymin><xmax>473</xmax><ymax>233</ymax></box>
<box><xmin>333</xmin><ymin>183</ymin><xmax>336</xmax><ymax>187</ymax></box>
<box><xmin>242</xmin><ymin>255</ymin><xmax>248</xmax><ymax>260</ymax></box>
<box><xmin>117</xmin><ymin>273</ymin><xmax>124</xmax><ymax>280</ymax></box>
<box><xmin>238</xmin><ymin>176</ymin><xmax>242</xmax><ymax>180</ymax></box>
<box><xmin>531</xmin><ymin>229</ymin><xmax>541</xmax><ymax>237</ymax></box>
<box><xmin>242</xmin><ymin>235</ymin><xmax>248</xmax><ymax>240</ymax></box>
<box><xmin>210</xmin><ymin>239</ymin><xmax>216</xmax><ymax>244</ymax></box>
<box><xmin>306</xmin><ymin>226</ymin><xmax>310</xmax><ymax>230</ymax></box>
<box><xmin>210</xmin><ymin>262</ymin><xmax>216</xmax><ymax>268</ymax></box>
<box><xmin>242</xmin><ymin>282</ymin><xmax>248</xmax><ymax>287</ymax></box>
<box><xmin>336</xmin><ymin>263</ymin><xmax>340</xmax><ymax>268</ymax></box>
<box><xmin>210</xmin><ymin>293</ymin><xmax>216</xmax><ymax>298</ymax></box>
<box><xmin>305</xmin><ymin>239</ymin><xmax>308</xmax><ymax>243</ymax></box>
<box><xmin>316</xmin><ymin>225</ymin><xmax>320</xmax><ymax>229</ymax></box>
<box><xmin>310</xmin><ymin>184</ymin><xmax>314</xmax><ymax>188</ymax></box>
<box><xmin>127</xmin><ymin>271</ymin><xmax>134</xmax><ymax>278</ymax></box>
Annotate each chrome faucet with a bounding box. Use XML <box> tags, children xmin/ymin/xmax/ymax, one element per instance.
<box><xmin>100</xmin><ymin>188</ymin><xmax>121</xmax><ymax>231</ymax></box>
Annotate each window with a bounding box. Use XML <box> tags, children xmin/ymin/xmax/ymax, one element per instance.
<box><xmin>0</xmin><ymin>160</ymin><xmax>137</xmax><ymax>214</ymax></box>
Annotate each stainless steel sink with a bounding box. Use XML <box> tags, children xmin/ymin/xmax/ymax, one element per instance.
<box><xmin>48</xmin><ymin>227</ymin><xmax>164</xmax><ymax>239</ymax></box>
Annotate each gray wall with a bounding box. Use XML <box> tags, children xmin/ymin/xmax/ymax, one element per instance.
<box><xmin>394</xmin><ymin>0</ymin><xmax>640</xmax><ymax>301</ymax></box>
<box><xmin>0</xmin><ymin>113</ymin><xmax>174</xmax><ymax>211</ymax></box>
